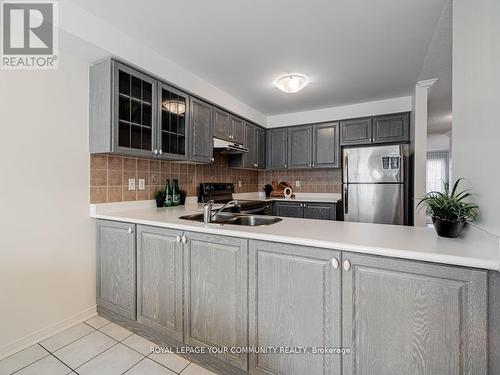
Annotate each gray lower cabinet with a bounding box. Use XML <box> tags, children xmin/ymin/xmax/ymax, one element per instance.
<box><xmin>96</xmin><ymin>220</ymin><xmax>136</xmax><ymax>320</ymax></box>
<box><xmin>342</xmin><ymin>252</ymin><xmax>487</xmax><ymax>375</ymax></box>
<box><xmin>372</xmin><ymin>113</ymin><xmax>409</xmax><ymax>144</ymax></box>
<box><xmin>273</xmin><ymin>201</ymin><xmax>303</xmax><ymax>218</ymax></box>
<box><xmin>288</xmin><ymin>125</ymin><xmax>312</xmax><ymax>169</ymax></box>
<box><xmin>136</xmin><ymin>225</ymin><xmax>183</xmax><ymax>340</ymax></box>
<box><xmin>189</xmin><ymin>97</ymin><xmax>214</xmax><ymax>163</ymax></box>
<box><xmin>249</xmin><ymin>241</ymin><xmax>342</xmax><ymax>375</ymax></box>
<box><xmin>266</xmin><ymin>128</ymin><xmax>288</xmax><ymax>169</ymax></box>
<box><xmin>303</xmin><ymin>202</ymin><xmax>336</xmax><ymax>220</ymax></box>
<box><xmin>183</xmin><ymin>232</ymin><xmax>249</xmax><ymax>370</ymax></box>
<box><xmin>312</xmin><ymin>122</ymin><xmax>340</xmax><ymax>168</ymax></box>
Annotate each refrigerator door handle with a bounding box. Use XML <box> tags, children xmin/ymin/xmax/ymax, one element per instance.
<box><xmin>344</xmin><ymin>154</ymin><xmax>349</xmax><ymax>184</ymax></box>
<box><xmin>344</xmin><ymin>185</ymin><xmax>348</xmax><ymax>214</ymax></box>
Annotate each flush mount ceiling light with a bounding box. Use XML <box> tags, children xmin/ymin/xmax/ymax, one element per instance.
<box><xmin>274</xmin><ymin>74</ymin><xmax>309</xmax><ymax>93</ymax></box>
<box><xmin>162</xmin><ymin>99</ymin><xmax>186</xmax><ymax>115</ymax></box>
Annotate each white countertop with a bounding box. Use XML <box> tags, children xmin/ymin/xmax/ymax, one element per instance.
<box><xmin>90</xmin><ymin>201</ymin><xmax>500</xmax><ymax>271</ymax></box>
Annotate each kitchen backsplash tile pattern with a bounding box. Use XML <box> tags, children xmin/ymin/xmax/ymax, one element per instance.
<box><xmin>90</xmin><ymin>153</ymin><xmax>342</xmax><ymax>203</ymax></box>
<box><xmin>90</xmin><ymin>152</ymin><xmax>258</xmax><ymax>203</ymax></box>
<box><xmin>258</xmin><ymin>169</ymin><xmax>342</xmax><ymax>194</ymax></box>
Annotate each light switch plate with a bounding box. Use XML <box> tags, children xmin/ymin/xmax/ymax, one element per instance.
<box><xmin>128</xmin><ymin>178</ymin><xmax>136</xmax><ymax>190</ymax></box>
<box><xmin>295</xmin><ymin>180</ymin><xmax>300</xmax><ymax>187</ymax></box>
<box><xmin>238</xmin><ymin>180</ymin><xmax>242</xmax><ymax>188</ymax></box>
<box><xmin>138</xmin><ymin>179</ymin><xmax>145</xmax><ymax>190</ymax></box>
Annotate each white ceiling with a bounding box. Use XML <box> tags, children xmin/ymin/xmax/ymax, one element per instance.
<box><xmin>73</xmin><ymin>0</ymin><xmax>448</xmax><ymax>117</ymax></box>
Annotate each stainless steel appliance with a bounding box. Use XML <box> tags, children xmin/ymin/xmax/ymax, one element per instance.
<box><xmin>213</xmin><ymin>138</ymin><xmax>249</xmax><ymax>154</ymax></box>
<box><xmin>342</xmin><ymin>144</ymin><xmax>408</xmax><ymax>225</ymax></box>
<box><xmin>198</xmin><ymin>183</ymin><xmax>270</xmax><ymax>215</ymax></box>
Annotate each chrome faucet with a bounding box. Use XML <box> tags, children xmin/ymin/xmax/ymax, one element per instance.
<box><xmin>203</xmin><ymin>200</ymin><xmax>240</xmax><ymax>224</ymax></box>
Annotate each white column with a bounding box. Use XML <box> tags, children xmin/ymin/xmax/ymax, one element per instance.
<box><xmin>413</xmin><ymin>79</ymin><xmax>438</xmax><ymax>226</ymax></box>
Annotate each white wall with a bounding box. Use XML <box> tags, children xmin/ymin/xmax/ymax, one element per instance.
<box><xmin>427</xmin><ymin>132</ymin><xmax>451</xmax><ymax>152</ymax></box>
<box><xmin>0</xmin><ymin>52</ymin><xmax>96</xmax><ymax>357</ymax></box>
<box><xmin>453</xmin><ymin>0</ymin><xmax>500</xmax><ymax>235</ymax></box>
<box><xmin>266</xmin><ymin>96</ymin><xmax>412</xmax><ymax>127</ymax></box>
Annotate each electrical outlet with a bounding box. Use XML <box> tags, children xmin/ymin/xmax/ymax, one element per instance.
<box><xmin>238</xmin><ymin>180</ymin><xmax>242</xmax><ymax>188</ymax></box>
<box><xmin>138</xmin><ymin>179</ymin><xmax>145</xmax><ymax>190</ymax></box>
<box><xmin>128</xmin><ymin>178</ymin><xmax>136</xmax><ymax>191</ymax></box>
<box><xmin>295</xmin><ymin>180</ymin><xmax>300</xmax><ymax>187</ymax></box>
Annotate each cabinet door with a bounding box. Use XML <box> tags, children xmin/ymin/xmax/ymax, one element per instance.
<box><xmin>96</xmin><ymin>220</ymin><xmax>136</xmax><ymax>320</ymax></box>
<box><xmin>256</xmin><ymin>127</ymin><xmax>266</xmax><ymax>169</ymax></box>
<box><xmin>266</xmin><ymin>128</ymin><xmax>288</xmax><ymax>169</ymax></box>
<box><xmin>372</xmin><ymin>113</ymin><xmax>409</xmax><ymax>144</ymax></box>
<box><xmin>230</xmin><ymin>116</ymin><xmax>246</xmax><ymax>144</ymax></box>
<box><xmin>342</xmin><ymin>252</ymin><xmax>487</xmax><ymax>375</ymax></box>
<box><xmin>136</xmin><ymin>226</ymin><xmax>183</xmax><ymax>340</ymax></box>
<box><xmin>249</xmin><ymin>241</ymin><xmax>341</xmax><ymax>375</ymax></box>
<box><xmin>189</xmin><ymin>97</ymin><xmax>214</xmax><ymax>163</ymax></box>
<box><xmin>157</xmin><ymin>83</ymin><xmax>189</xmax><ymax>160</ymax></box>
<box><xmin>288</xmin><ymin>125</ymin><xmax>312</xmax><ymax>169</ymax></box>
<box><xmin>184</xmin><ymin>232</ymin><xmax>248</xmax><ymax>370</ymax></box>
<box><xmin>303</xmin><ymin>202</ymin><xmax>335</xmax><ymax>220</ymax></box>
<box><xmin>213</xmin><ymin>108</ymin><xmax>230</xmax><ymax>140</ymax></box>
<box><xmin>313</xmin><ymin>122</ymin><xmax>340</xmax><ymax>168</ymax></box>
<box><xmin>114</xmin><ymin>62</ymin><xmax>157</xmax><ymax>157</ymax></box>
<box><xmin>243</xmin><ymin>123</ymin><xmax>258</xmax><ymax>168</ymax></box>
<box><xmin>340</xmin><ymin>118</ymin><xmax>372</xmax><ymax>146</ymax></box>
<box><xmin>275</xmin><ymin>202</ymin><xmax>303</xmax><ymax>218</ymax></box>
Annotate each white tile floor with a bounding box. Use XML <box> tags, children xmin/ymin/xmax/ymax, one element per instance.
<box><xmin>0</xmin><ymin>316</ymin><xmax>218</xmax><ymax>375</ymax></box>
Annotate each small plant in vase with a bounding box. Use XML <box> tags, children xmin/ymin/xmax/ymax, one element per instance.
<box><xmin>154</xmin><ymin>190</ymin><xmax>166</xmax><ymax>208</ymax></box>
<box><xmin>417</xmin><ymin>178</ymin><xmax>479</xmax><ymax>238</ymax></box>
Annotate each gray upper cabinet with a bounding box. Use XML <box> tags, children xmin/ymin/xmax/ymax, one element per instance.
<box><xmin>213</xmin><ymin>108</ymin><xmax>230</xmax><ymax>140</ymax></box>
<box><xmin>342</xmin><ymin>252</ymin><xmax>487</xmax><ymax>375</ymax></box>
<box><xmin>157</xmin><ymin>83</ymin><xmax>189</xmax><ymax>160</ymax></box>
<box><xmin>90</xmin><ymin>60</ymin><xmax>158</xmax><ymax>158</ymax></box>
<box><xmin>266</xmin><ymin>128</ymin><xmax>288</xmax><ymax>169</ymax></box>
<box><xmin>96</xmin><ymin>220</ymin><xmax>136</xmax><ymax>320</ymax></box>
<box><xmin>230</xmin><ymin>116</ymin><xmax>245</xmax><ymax>144</ymax></box>
<box><xmin>243</xmin><ymin>123</ymin><xmax>258</xmax><ymax>168</ymax></box>
<box><xmin>136</xmin><ymin>226</ymin><xmax>183</xmax><ymax>341</ymax></box>
<box><xmin>183</xmin><ymin>232</ymin><xmax>248</xmax><ymax>370</ymax></box>
<box><xmin>372</xmin><ymin>113</ymin><xmax>410</xmax><ymax>143</ymax></box>
<box><xmin>249</xmin><ymin>241</ymin><xmax>341</xmax><ymax>375</ymax></box>
<box><xmin>340</xmin><ymin>117</ymin><xmax>372</xmax><ymax>146</ymax></box>
<box><xmin>312</xmin><ymin>122</ymin><xmax>340</xmax><ymax>168</ymax></box>
<box><xmin>256</xmin><ymin>127</ymin><xmax>266</xmax><ymax>169</ymax></box>
<box><xmin>288</xmin><ymin>125</ymin><xmax>312</xmax><ymax>169</ymax></box>
<box><xmin>189</xmin><ymin>97</ymin><xmax>214</xmax><ymax>163</ymax></box>
<box><xmin>303</xmin><ymin>202</ymin><xmax>336</xmax><ymax>220</ymax></box>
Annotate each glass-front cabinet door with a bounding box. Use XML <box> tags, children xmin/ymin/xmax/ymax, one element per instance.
<box><xmin>157</xmin><ymin>83</ymin><xmax>189</xmax><ymax>160</ymax></box>
<box><xmin>114</xmin><ymin>62</ymin><xmax>157</xmax><ymax>157</ymax></box>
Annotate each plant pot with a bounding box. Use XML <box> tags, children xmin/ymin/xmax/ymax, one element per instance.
<box><xmin>432</xmin><ymin>217</ymin><xmax>466</xmax><ymax>238</ymax></box>
<box><xmin>155</xmin><ymin>198</ymin><xmax>165</xmax><ymax>208</ymax></box>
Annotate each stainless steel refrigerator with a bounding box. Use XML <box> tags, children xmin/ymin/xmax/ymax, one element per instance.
<box><xmin>342</xmin><ymin>144</ymin><xmax>408</xmax><ymax>225</ymax></box>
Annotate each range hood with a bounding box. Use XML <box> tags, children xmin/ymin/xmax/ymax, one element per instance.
<box><xmin>213</xmin><ymin>138</ymin><xmax>248</xmax><ymax>154</ymax></box>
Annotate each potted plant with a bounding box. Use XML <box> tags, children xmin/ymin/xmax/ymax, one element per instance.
<box><xmin>264</xmin><ymin>184</ymin><xmax>273</xmax><ymax>198</ymax></box>
<box><xmin>418</xmin><ymin>178</ymin><xmax>479</xmax><ymax>238</ymax></box>
<box><xmin>154</xmin><ymin>190</ymin><xmax>166</xmax><ymax>208</ymax></box>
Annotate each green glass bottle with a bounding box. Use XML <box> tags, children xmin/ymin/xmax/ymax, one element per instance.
<box><xmin>164</xmin><ymin>179</ymin><xmax>173</xmax><ymax>207</ymax></box>
<box><xmin>172</xmin><ymin>179</ymin><xmax>180</xmax><ymax>206</ymax></box>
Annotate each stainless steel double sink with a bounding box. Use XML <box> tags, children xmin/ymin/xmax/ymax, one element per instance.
<box><xmin>179</xmin><ymin>212</ymin><xmax>282</xmax><ymax>226</ymax></box>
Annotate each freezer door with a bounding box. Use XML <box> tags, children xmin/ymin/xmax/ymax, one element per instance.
<box><xmin>343</xmin><ymin>183</ymin><xmax>404</xmax><ymax>225</ymax></box>
<box><xmin>343</xmin><ymin>145</ymin><xmax>404</xmax><ymax>183</ymax></box>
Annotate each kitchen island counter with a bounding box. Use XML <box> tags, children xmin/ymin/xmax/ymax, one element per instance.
<box><xmin>90</xmin><ymin>201</ymin><xmax>500</xmax><ymax>270</ymax></box>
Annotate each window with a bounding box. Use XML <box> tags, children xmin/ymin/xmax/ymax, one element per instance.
<box><xmin>426</xmin><ymin>151</ymin><xmax>449</xmax><ymax>193</ymax></box>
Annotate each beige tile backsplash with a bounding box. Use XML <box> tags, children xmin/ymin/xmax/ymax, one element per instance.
<box><xmin>90</xmin><ymin>152</ymin><xmax>342</xmax><ymax>204</ymax></box>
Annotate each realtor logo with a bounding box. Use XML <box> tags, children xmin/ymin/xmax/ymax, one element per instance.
<box><xmin>1</xmin><ymin>1</ymin><xmax>58</xmax><ymax>69</ymax></box>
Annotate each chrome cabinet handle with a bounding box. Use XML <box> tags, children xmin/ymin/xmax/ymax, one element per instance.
<box><xmin>128</xmin><ymin>227</ymin><xmax>133</xmax><ymax>234</ymax></box>
<box><xmin>158</xmin><ymin>149</ymin><xmax>163</xmax><ymax>155</ymax></box>
<box><xmin>176</xmin><ymin>235</ymin><xmax>181</xmax><ymax>243</ymax></box>
<box><xmin>309</xmin><ymin>164</ymin><xmax>312</xmax><ymax>167</ymax></box>
<box><xmin>331</xmin><ymin>258</ymin><xmax>339</xmax><ymax>269</ymax></box>
<box><xmin>211</xmin><ymin>157</ymin><xmax>215</xmax><ymax>162</ymax></box>
<box><xmin>153</xmin><ymin>149</ymin><xmax>158</xmax><ymax>155</ymax></box>
<box><xmin>181</xmin><ymin>236</ymin><xmax>187</xmax><ymax>244</ymax></box>
<box><xmin>343</xmin><ymin>260</ymin><xmax>351</xmax><ymax>271</ymax></box>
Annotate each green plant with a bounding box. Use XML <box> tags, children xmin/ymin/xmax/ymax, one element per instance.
<box><xmin>417</xmin><ymin>178</ymin><xmax>479</xmax><ymax>222</ymax></box>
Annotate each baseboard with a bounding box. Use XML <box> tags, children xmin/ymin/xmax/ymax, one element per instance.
<box><xmin>0</xmin><ymin>305</ymin><xmax>97</xmax><ymax>360</ymax></box>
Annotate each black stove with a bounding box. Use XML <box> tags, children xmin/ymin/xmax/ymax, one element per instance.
<box><xmin>198</xmin><ymin>183</ymin><xmax>271</xmax><ymax>214</ymax></box>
